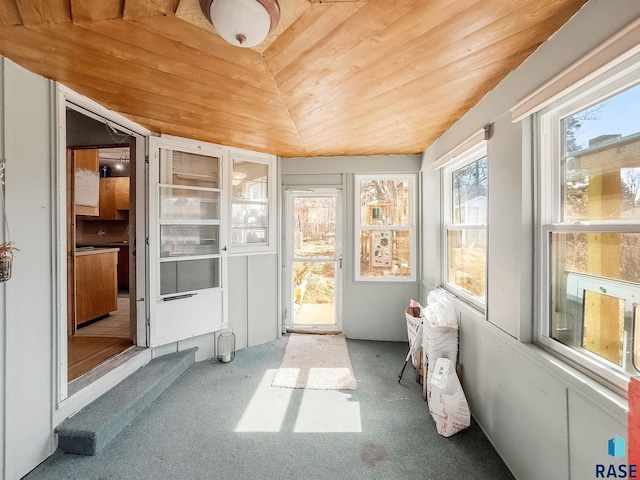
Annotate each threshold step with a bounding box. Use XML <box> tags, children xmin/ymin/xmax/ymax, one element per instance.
<box><xmin>55</xmin><ymin>348</ymin><xmax>196</xmax><ymax>456</ymax></box>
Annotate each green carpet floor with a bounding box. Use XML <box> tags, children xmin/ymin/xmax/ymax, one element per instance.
<box><xmin>25</xmin><ymin>336</ymin><xmax>515</xmax><ymax>480</ymax></box>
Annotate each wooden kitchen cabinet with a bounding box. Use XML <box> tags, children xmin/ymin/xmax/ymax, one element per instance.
<box><xmin>97</xmin><ymin>177</ymin><xmax>129</xmax><ymax>220</ymax></box>
<box><xmin>75</xmin><ymin>248</ymin><xmax>119</xmax><ymax>326</ymax></box>
<box><xmin>74</xmin><ymin>149</ymin><xmax>100</xmax><ymax>217</ymax></box>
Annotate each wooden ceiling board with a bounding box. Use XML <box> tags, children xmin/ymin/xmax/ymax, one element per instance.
<box><xmin>0</xmin><ymin>0</ymin><xmax>589</xmax><ymax>157</ymax></box>
<box><xmin>70</xmin><ymin>0</ymin><xmax>124</xmax><ymax>24</ymax></box>
<box><xmin>132</xmin><ymin>15</ymin><xmax>268</xmax><ymax>73</ymax></box>
<box><xmin>0</xmin><ymin>23</ymin><xmax>293</xmax><ymax>127</ymax></box>
<box><xmin>0</xmin><ymin>1</ymin><xmax>23</xmax><ymax>26</ymax></box>
<box><xmin>300</xmin><ymin>54</ymin><xmax>531</xmax><ymax>156</ymax></box>
<box><xmin>266</xmin><ymin>0</ymin><xmax>421</xmax><ymax>96</ymax></box>
<box><xmin>123</xmin><ymin>0</ymin><xmax>179</xmax><ymax>19</ymax></box>
<box><xmin>87</xmin><ymin>19</ymin><xmax>278</xmax><ymax>94</ymax></box>
<box><xmin>276</xmin><ymin>0</ymin><xmax>481</xmax><ymax>114</ymax></box>
<box><xmin>282</xmin><ymin>0</ymin><xmax>583</xmax><ymax>147</ymax></box>
<box><xmin>15</xmin><ymin>0</ymin><xmax>71</xmax><ymax>25</ymax></box>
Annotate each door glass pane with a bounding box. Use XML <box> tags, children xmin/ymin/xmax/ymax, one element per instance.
<box><xmin>293</xmin><ymin>196</ymin><xmax>336</xmax><ymax>258</ymax></box>
<box><xmin>160</xmin><ymin>258</ymin><xmax>219</xmax><ymax>295</ymax></box>
<box><xmin>293</xmin><ymin>261</ymin><xmax>335</xmax><ymax>325</ymax></box>
<box><xmin>160</xmin><ymin>225</ymin><xmax>219</xmax><ymax>257</ymax></box>
<box><xmin>160</xmin><ymin>187</ymin><xmax>220</xmax><ymax>220</ymax></box>
<box><xmin>160</xmin><ymin>148</ymin><xmax>219</xmax><ymax>188</ymax></box>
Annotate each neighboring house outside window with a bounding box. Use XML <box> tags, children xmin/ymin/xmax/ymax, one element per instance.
<box><xmin>355</xmin><ymin>174</ymin><xmax>416</xmax><ymax>282</ymax></box>
<box><xmin>443</xmin><ymin>142</ymin><xmax>487</xmax><ymax>309</ymax></box>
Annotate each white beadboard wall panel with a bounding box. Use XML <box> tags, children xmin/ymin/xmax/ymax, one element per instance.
<box><xmin>568</xmin><ymin>390</ymin><xmax>627</xmax><ymax>480</ymax></box>
<box><xmin>247</xmin><ymin>254</ymin><xmax>278</xmax><ymax>347</ymax></box>
<box><xmin>228</xmin><ymin>256</ymin><xmax>249</xmax><ymax>350</ymax></box>
<box><xmin>3</xmin><ymin>58</ymin><xmax>56</xmax><ymax>480</ymax></box>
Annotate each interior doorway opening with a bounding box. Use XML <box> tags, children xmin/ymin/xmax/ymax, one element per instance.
<box><xmin>66</xmin><ymin>108</ymin><xmax>139</xmax><ymax>389</ymax></box>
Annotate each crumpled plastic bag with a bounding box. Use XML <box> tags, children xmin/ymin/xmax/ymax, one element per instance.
<box><xmin>424</xmin><ymin>288</ymin><xmax>457</xmax><ymax>327</ymax></box>
<box><xmin>428</xmin><ymin>357</ymin><xmax>470</xmax><ymax>437</ymax></box>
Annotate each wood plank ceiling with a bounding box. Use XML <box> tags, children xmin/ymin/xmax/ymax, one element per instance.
<box><xmin>0</xmin><ymin>0</ymin><xmax>589</xmax><ymax>157</ymax></box>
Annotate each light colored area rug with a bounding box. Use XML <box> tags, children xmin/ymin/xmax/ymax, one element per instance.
<box><xmin>272</xmin><ymin>333</ymin><xmax>358</xmax><ymax>390</ymax></box>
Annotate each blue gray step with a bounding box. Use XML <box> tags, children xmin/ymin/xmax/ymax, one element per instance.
<box><xmin>55</xmin><ymin>348</ymin><xmax>197</xmax><ymax>456</ymax></box>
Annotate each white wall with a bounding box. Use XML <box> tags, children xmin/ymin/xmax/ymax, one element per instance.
<box><xmin>280</xmin><ymin>155</ymin><xmax>421</xmax><ymax>341</ymax></box>
<box><xmin>1</xmin><ymin>58</ymin><xmax>56</xmax><ymax>480</ymax></box>
<box><xmin>421</xmin><ymin>1</ymin><xmax>640</xmax><ymax>478</ymax></box>
<box><xmin>227</xmin><ymin>254</ymin><xmax>279</xmax><ymax>350</ymax></box>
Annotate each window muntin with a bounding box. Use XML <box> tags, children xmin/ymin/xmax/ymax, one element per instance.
<box><xmin>355</xmin><ymin>175</ymin><xmax>416</xmax><ymax>281</ymax></box>
<box><xmin>540</xmin><ymin>72</ymin><xmax>640</xmax><ymax>388</ymax></box>
<box><xmin>443</xmin><ymin>146</ymin><xmax>487</xmax><ymax>305</ymax></box>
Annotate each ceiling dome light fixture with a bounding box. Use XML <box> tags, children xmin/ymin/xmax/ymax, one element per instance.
<box><xmin>199</xmin><ymin>0</ymin><xmax>281</xmax><ymax>48</ymax></box>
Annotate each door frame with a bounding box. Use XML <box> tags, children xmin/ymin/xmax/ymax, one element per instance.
<box><xmin>283</xmin><ymin>188</ymin><xmax>343</xmax><ymax>332</ymax></box>
<box><xmin>56</xmin><ymin>85</ymin><xmax>150</xmax><ymax>403</ymax></box>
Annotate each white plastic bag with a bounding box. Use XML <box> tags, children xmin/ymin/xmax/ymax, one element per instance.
<box><xmin>424</xmin><ymin>288</ymin><xmax>457</xmax><ymax>327</ymax></box>
<box><xmin>428</xmin><ymin>358</ymin><xmax>470</xmax><ymax>437</ymax></box>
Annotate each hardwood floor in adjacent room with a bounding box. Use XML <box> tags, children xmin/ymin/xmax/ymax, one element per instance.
<box><xmin>68</xmin><ymin>336</ymin><xmax>133</xmax><ymax>381</ymax></box>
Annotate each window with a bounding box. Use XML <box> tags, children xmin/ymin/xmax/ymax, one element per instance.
<box><xmin>539</xmin><ymin>63</ymin><xmax>640</xmax><ymax>389</ymax></box>
<box><xmin>355</xmin><ymin>174</ymin><xmax>416</xmax><ymax>281</ymax></box>
<box><xmin>230</xmin><ymin>153</ymin><xmax>275</xmax><ymax>253</ymax></box>
<box><xmin>443</xmin><ymin>143</ymin><xmax>487</xmax><ymax>307</ymax></box>
<box><xmin>157</xmin><ymin>148</ymin><xmax>222</xmax><ymax>296</ymax></box>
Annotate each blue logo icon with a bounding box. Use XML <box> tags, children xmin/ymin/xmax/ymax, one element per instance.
<box><xmin>608</xmin><ymin>435</ymin><xmax>626</xmax><ymax>460</ymax></box>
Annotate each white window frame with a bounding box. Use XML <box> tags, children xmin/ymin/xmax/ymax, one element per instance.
<box><xmin>442</xmin><ymin>141</ymin><xmax>487</xmax><ymax>310</ymax></box>
<box><xmin>537</xmin><ymin>54</ymin><xmax>640</xmax><ymax>393</ymax></box>
<box><xmin>354</xmin><ymin>173</ymin><xmax>417</xmax><ymax>282</ymax></box>
<box><xmin>228</xmin><ymin>151</ymin><xmax>276</xmax><ymax>255</ymax></box>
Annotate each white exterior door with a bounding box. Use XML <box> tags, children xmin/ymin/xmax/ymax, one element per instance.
<box><xmin>148</xmin><ymin>136</ymin><xmax>228</xmax><ymax>346</ymax></box>
<box><xmin>284</xmin><ymin>189</ymin><xmax>343</xmax><ymax>331</ymax></box>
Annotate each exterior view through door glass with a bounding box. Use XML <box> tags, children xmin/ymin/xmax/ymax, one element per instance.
<box><xmin>287</xmin><ymin>190</ymin><xmax>342</xmax><ymax>329</ymax></box>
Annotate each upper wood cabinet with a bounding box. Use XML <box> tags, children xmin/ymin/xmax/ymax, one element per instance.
<box><xmin>97</xmin><ymin>177</ymin><xmax>129</xmax><ymax>220</ymax></box>
<box><xmin>74</xmin><ymin>149</ymin><xmax>100</xmax><ymax>217</ymax></box>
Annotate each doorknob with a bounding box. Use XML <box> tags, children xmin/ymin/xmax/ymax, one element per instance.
<box><xmin>339</xmin><ymin>255</ymin><xmax>343</xmax><ymax>269</ymax></box>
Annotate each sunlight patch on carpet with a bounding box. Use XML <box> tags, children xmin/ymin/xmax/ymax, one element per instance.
<box><xmin>272</xmin><ymin>334</ymin><xmax>357</xmax><ymax>390</ymax></box>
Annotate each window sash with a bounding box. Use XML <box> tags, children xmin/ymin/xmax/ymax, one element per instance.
<box><xmin>354</xmin><ymin>174</ymin><xmax>416</xmax><ymax>282</ymax></box>
<box><xmin>442</xmin><ymin>143</ymin><xmax>487</xmax><ymax>308</ymax></box>
<box><xmin>538</xmin><ymin>61</ymin><xmax>640</xmax><ymax>393</ymax></box>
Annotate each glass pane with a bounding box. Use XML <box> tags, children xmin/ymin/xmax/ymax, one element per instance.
<box><xmin>293</xmin><ymin>261</ymin><xmax>335</xmax><ymax>325</ymax></box>
<box><xmin>160</xmin><ymin>258</ymin><xmax>219</xmax><ymax>295</ymax></box>
<box><xmin>293</xmin><ymin>196</ymin><xmax>336</xmax><ymax>258</ymax></box>
<box><xmin>359</xmin><ymin>229</ymin><xmax>412</xmax><ymax>278</ymax></box>
<box><xmin>359</xmin><ymin>179</ymin><xmax>410</xmax><ymax>226</ymax></box>
<box><xmin>550</xmin><ymin>232</ymin><xmax>640</xmax><ymax>284</ymax></box>
<box><xmin>231</xmin><ymin>203</ymin><xmax>268</xmax><ymax>246</ymax></box>
<box><xmin>232</xmin><ymin>227</ymin><xmax>267</xmax><ymax>245</ymax></box>
<box><xmin>447</xmin><ymin>229</ymin><xmax>486</xmax><ymax>298</ymax></box>
<box><xmin>233</xmin><ymin>160</ymin><xmax>268</xmax><ymax>201</ymax></box>
<box><xmin>562</xmin><ymin>83</ymin><xmax>640</xmax><ymax>222</ymax></box>
<box><xmin>160</xmin><ymin>148</ymin><xmax>219</xmax><ymax>188</ymax></box>
<box><xmin>452</xmin><ymin>156</ymin><xmax>487</xmax><ymax>225</ymax></box>
<box><xmin>160</xmin><ymin>225</ymin><xmax>219</xmax><ymax>257</ymax></box>
<box><xmin>160</xmin><ymin>187</ymin><xmax>220</xmax><ymax>220</ymax></box>
<box><xmin>550</xmin><ymin>233</ymin><xmax>640</xmax><ymax>372</ymax></box>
